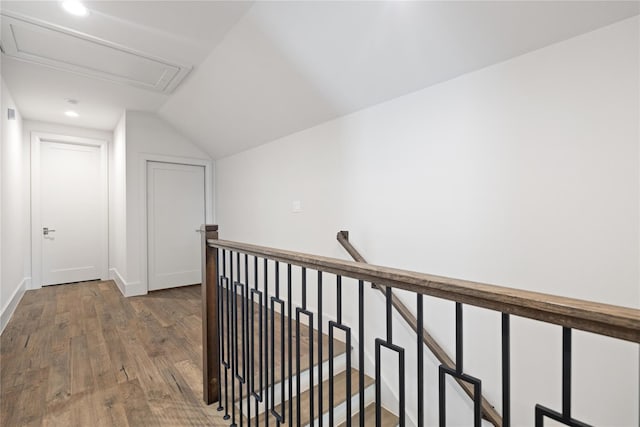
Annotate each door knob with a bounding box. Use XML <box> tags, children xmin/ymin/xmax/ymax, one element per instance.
<box><xmin>43</xmin><ymin>227</ymin><xmax>56</xmax><ymax>236</ymax></box>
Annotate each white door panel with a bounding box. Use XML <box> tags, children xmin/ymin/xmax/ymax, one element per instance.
<box><xmin>41</xmin><ymin>141</ymin><xmax>103</xmax><ymax>285</ymax></box>
<box><xmin>147</xmin><ymin>162</ymin><xmax>205</xmax><ymax>291</ymax></box>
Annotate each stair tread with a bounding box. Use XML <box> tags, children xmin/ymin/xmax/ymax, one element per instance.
<box><xmin>222</xmin><ymin>287</ymin><xmax>348</xmax><ymax>400</ymax></box>
<box><xmin>251</xmin><ymin>368</ymin><xmax>374</xmax><ymax>426</ymax></box>
<box><xmin>339</xmin><ymin>403</ymin><xmax>398</xmax><ymax>427</ymax></box>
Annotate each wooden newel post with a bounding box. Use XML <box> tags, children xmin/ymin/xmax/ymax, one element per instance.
<box><xmin>201</xmin><ymin>224</ymin><xmax>220</xmax><ymax>404</ymax></box>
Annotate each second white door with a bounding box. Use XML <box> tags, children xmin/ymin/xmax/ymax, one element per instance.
<box><xmin>147</xmin><ymin>162</ymin><xmax>205</xmax><ymax>291</ymax></box>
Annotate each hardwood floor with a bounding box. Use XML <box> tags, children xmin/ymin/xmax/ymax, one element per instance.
<box><xmin>0</xmin><ymin>280</ymin><xmax>229</xmax><ymax>426</ymax></box>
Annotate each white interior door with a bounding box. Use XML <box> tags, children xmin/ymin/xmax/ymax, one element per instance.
<box><xmin>40</xmin><ymin>141</ymin><xmax>105</xmax><ymax>286</ymax></box>
<box><xmin>147</xmin><ymin>162</ymin><xmax>205</xmax><ymax>291</ymax></box>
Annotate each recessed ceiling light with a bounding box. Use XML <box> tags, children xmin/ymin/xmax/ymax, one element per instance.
<box><xmin>61</xmin><ymin>1</ymin><xmax>89</xmax><ymax>17</ymax></box>
<box><xmin>65</xmin><ymin>110</ymin><xmax>79</xmax><ymax>118</ymax></box>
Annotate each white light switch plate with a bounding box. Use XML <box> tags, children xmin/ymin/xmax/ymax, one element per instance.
<box><xmin>292</xmin><ymin>200</ymin><xmax>302</xmax><ymax>213</ymax></box>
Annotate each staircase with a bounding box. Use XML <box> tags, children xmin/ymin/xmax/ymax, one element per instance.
<box><xmin>227</xmin><ymin>297</ymin><xmax>399</xmax><ymax>426</ymax></box>
<box><xmin>201</xmin><ymin>225</ymin><xmax>640</xmax><ymax>427</ymax></box>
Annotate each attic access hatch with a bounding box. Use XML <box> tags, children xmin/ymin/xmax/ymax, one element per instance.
<box><xmin>0</xmin><ymin>12</ymin><xmax>192</xmax><ymax>94</ymax></box>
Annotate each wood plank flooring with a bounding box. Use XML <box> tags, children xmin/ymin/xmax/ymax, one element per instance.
<box><xmin>1</xmin><ymin>280</ymin><xmax>398</xmax><ymax>427</ymax></box>
<box><xmin>0</xmin><ymin>280</ymin><xmax>228</xmax><ymax>426</ymax></box>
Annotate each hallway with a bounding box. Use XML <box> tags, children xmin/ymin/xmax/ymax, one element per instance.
<box><xmin>0</xmin><ymin>281</ymin><xmax>226</xmax><ymax>426</ymax></box>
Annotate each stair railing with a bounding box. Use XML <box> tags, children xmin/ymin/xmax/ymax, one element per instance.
<box><xmin>337</xmin><ymin>230</ymin><xmax>502</xmax><ymax>426</ymax></box>
<box><xmin>201</xmin><ymin>224</ymin><xmax>640</xmax><ymax>427</ymax></box>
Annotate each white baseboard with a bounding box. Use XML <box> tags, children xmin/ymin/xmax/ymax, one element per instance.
<box><xmin>126</xmin><ymin>281</ymin><xmax>146</xmax><ymax>297</ymax></box>
<box><xmin>0</xmin><ymin>277</ymin><xmax>28</xmax><ymax>335</ymax></box>
<box><xmin>110</xmin><ymin>268</ymin><xmax>127</xmax><ymax>295</ymax></box>
<box><xmin>109</xmin><ymin>268</ymin><xmax>147</xmax><ymax>297</ymax></box>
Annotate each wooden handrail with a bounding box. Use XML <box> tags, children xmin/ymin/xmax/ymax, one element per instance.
<box><xmin>207</xmin><ymin>238</ymin><xmax>640</xmax><ymax>343</ymax></box>
<box><xmin>337</xmin><ymin>230</ymin><xmax>502</xmax><ymax>427</ymax></box>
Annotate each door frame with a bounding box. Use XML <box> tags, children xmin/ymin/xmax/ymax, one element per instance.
<box><xmin>30</xmin><ymin>132</ymin><xmax>109</xmax><ymax>289</ymax></box>
<box><xmin>139</xmin><ymin>154</ymin><xmax>214</xmax><ymax>294</ymax></box>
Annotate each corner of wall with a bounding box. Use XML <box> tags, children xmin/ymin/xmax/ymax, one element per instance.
<box><xmin>122</xmin><ymin>109</ymin><xmax>213</xmax><ymax>291</ymax></box>
<box><xmin>124</xmin><ymin>281</ymin><xmax>146</xmax><ymax>297</ymax></box>
<box><xmin>109</xmin><ymin>268</ymin><xmax>126</xmax><ymax>296</ymax></box>
<box><xmin>109</xmin><ymin>268</ymin><xmax>146</xmax><ymax>297</ymax></box>
<box><xmin>109</xmin><ymin>110</ymin><xmax>129</xmax><ymax>287</ymax></box>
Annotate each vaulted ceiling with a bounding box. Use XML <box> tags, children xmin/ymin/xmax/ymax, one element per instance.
<box><xmin>2</xmin><ymin>1</ymin><xmax>639</xmax><ymax>158</ymax></box>
<box><xmin>0</xmin><ymin>1</ymin><xmax>252</xmax><ymax>132</ymax></box>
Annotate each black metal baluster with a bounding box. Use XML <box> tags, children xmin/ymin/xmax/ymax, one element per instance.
<box><xmin>329</xmin><ymin>323</ymin><xmax>352</xmax><ymax>427</ymax></box>
<box><xmin>329</xmin><ymin>277</ymin><xmax>337</xmax><ymax>426</ymax></box>
<box><xmin>263</xmin><ymin>259</ymin><xmax>269</xmax><ymax>427</ymax></box>
<box><xmin>386</xmin><ymin>286</ymin><xmax>392</xmax><ymax>342</ymax></box>
<box><xmin>562</xmin><ymin>327</ymin><xmax>571</xmax><ymax>421</ymax></box>
<box><xmin>234</xmin><ymin>280</ymin><xmax>246</xmax><ymax>427</ymax></box>
<box><xmin>502</xmin><ymin>313</ymin><xmax>510</xmax><ymax>427</ymax></box>
<box><xmin>375</xmin><ymin>342</ymin><xmax>382</xmax><ymax>427</ymax></box>
<box><xmin>317</xmin><ymin>271</ymin><xmax>323</xmax><ymax>427</ymax></box>
<box><xmin>270</xmin><ymin>296</ymin><xmax>286</xmax><ymax>424</ymax></box>
<box><xmin>245</xmin><ymin>254</ymin><xmax>251</xmax><ymax>424</ymax></box>
<box><xmin>250</xmin><ymin>256</ymin><xmax>262</xmax><ymax>427</ymax></box>
<box><xmin>296</xmin><ymin>267</ymin><xmax>310</xmax><ymax>427</ymax></box>
<box><xmin>250</xmin><ymin>287</ymin><xmax>263</xmax><ymax>427</ymax></box>
<box><xmin>270</xmin><ymin>297</ymin><xmax>280</xmax><ymax>425</ymax></box>
<box><xmin>222</xmin><ymin>250</ymin><xmax>230</xmax><ymax>420</ymax></box>
<box><xmin>270</xmin><ymin>262</ymin><xmax>285</xmax><ymax>424</ymax></box>
<box><xmin>342</xmin><ymin>276</ymin><xmax>352</xmax><ymax>427</ymax></box>
<box><xmin>438</xmin><ymin>341</ymin><xmax>445</xmax><ymax>425</ymax></box>
<box><xmin>241</xmin><ymin>252</ymin><xmax>249</xmax><ymax>427</ymax></box>
<box><xmin>417</xmin><ymin>294</ymin><xmax>424</xmax><ymax>427</ymax></box>
<box><xmin>346</xmin><ymin>338</ymin><xmax>352</xmax><ymax>427</ymax></box>
<box><xmin>237</xmin><ymin>253</ymin><xmax>245</xmax><ymax>427</ymax></box>
<box><xmin>271</xmin><ymin>259</ymin><xmax>277</xmax><ymax>425</ymax></box>
<box><xmin>534</xmin><ymin>327</ymin><xmax>591</xmax><ymax>426</ymax></box>
<box><xmin>376</xmin><ymin>285</ymin><xmax>404</xmax><ymax>427</ymax></box>
<box><xmin>400</xmin><ymin>350</ymin><xmax>406</xmax><ymax>427</ymax></box>
<box><xmin>375</xmin><ymin>339</ymin><xmax>405</xmax><ymax>427</ymax></box>
<box><xmin>216</xmin><ymin>251</ymin><xmax>224</xmax><ymax>411</ymax></box>
<box><xmin>378</xmin><ymin>287</ymin><xmax>385</xmax><ymax>427</ymax></box>
<box><xmin>230</xmin><ymin>251</ymin><xmax>237</xmax><ymax>427</ymax></box>
<box><xmin>336</xmin><ymin>275</ymin><xmax>342</xmax><ymax>324</ymax></box>
<box><xmin>287</xmin><ymin>264</ymin><xmax>293</xmax><ymax>424</ymax></box>
<box><xmin>358</xmin><ymin>280</ymin><xmax>365</xmax><ymax>427</ymax></box>
<box><xmin>439</xmin><ymin>303</ymin><xmax>482</xmax><ymax>427</ymax></box>
<box><xmin>456</xmin><ymin>302</ymin><xmax>463</xmax><ymax>375</ymax></box>
<box><xmin>329</xmin><ymin>275</ymin><xmax>351</xmax><ymax>427</ymax></box>
<box><xmin>296</xmin><ymin>308</ymin><xmax>314</xmax><ymax>427</ymax></box>
<box><xmin>302</xmin><ymin>268</ymin><xmax>307</xmax><ymax>308</ymax></box>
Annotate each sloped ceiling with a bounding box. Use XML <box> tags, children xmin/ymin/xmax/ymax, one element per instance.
<box><xmin>1</xmin><ymin>1</ymin><xmax>639</xmax><ymax>158</ymax></box>
<box><xmin>159</xmin><ymin>1</ymin><xmax>639</xmax><ymax>158</ymax></box>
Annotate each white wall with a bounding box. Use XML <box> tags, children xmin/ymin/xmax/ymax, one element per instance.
<box><xmin>2</xmin><ymin>109</ymin><xmax>208</xmax><ymax>300</ymax></box>
<box><xmin>18</xmin><ymin>111</ymin><xmax>212</xmax><ymax>298</ymax></box>
<box><xmin>122</xmin><ymin>111</ymin><xmax>212</xmax><ymax>295</ymax></box>
<box><xmin>0</xmin><ymin>78</ymin><xmax>26</xmax><ymax>334</ymax></box>
<box><xmin>109</xmin><ymin>112</ymin><xmax>127</xmax><ymax>293</ymax></box>
<box><xmin>216</xmin><ymin>17</ymin><xmax>639</xmax><ymax>427</ymax></box>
